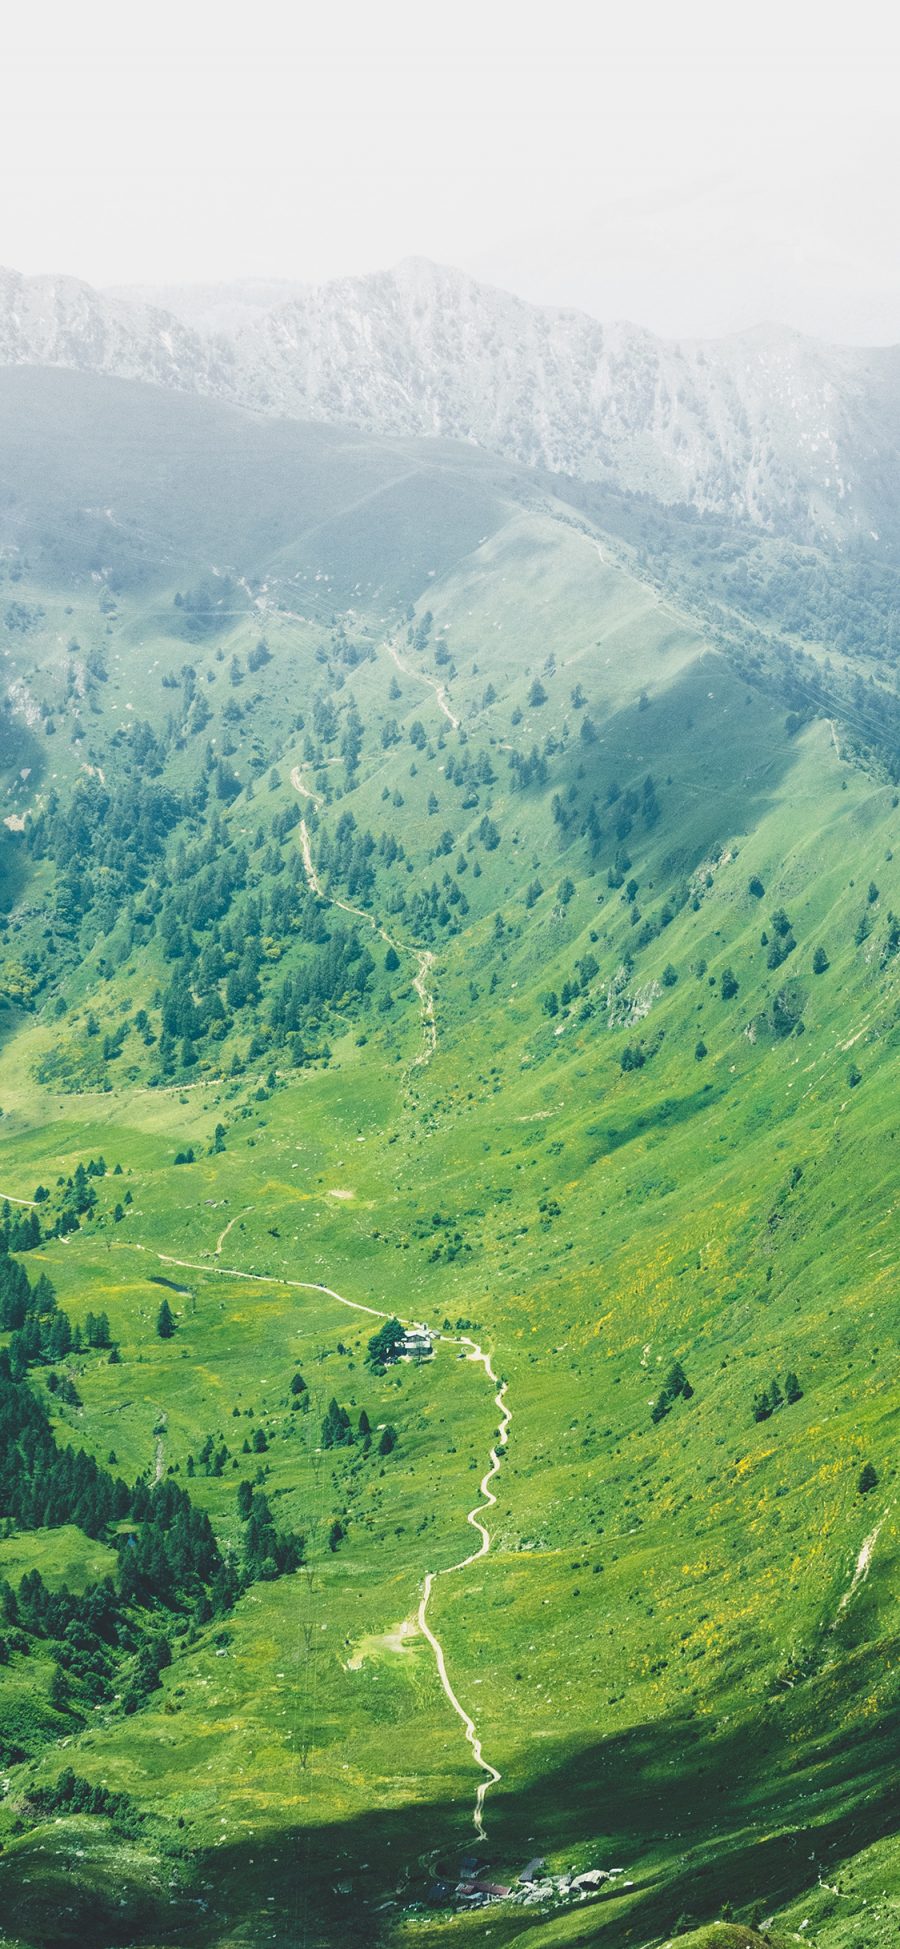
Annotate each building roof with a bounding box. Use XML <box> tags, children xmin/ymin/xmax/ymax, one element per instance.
<box><xmin>401</xmin><ymin>1326</ymin><xmax>433</xmax><ymax>1353</ymax></box>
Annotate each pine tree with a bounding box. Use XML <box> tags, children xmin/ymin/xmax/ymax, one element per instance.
<box><xmin>48</xmin><ymin>1664</ymin><xmax>69</xmax><ymax>1712</ymax></box>
<box><xmin>156</xmin><ymin>1298</ymin><xmax>176</xmax><ymax>1339</ymax></box>
<box><xmin>366</xmin><ymin>1318</ymin><xmax>404</xmax><ymax>1367</ymax></box>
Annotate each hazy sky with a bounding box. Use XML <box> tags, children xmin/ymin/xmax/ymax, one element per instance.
<box><xmin>3</xmin><ymin>0</ymin><xmax>900</xmax><ymax>342</ymax></box>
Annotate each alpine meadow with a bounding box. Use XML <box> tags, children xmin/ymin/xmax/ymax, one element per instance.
<box><xmin>0</xmin><ymin>261</ymin><xmax>898</xmax><ymax>1949</ymax></box>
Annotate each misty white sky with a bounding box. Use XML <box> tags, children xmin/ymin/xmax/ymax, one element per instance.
<box><xmin>3</xmin><ymin>0</ymin><xmax>900</xmax><ymax>342</ymax></box>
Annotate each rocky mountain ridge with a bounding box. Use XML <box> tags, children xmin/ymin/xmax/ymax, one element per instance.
<box><xmin>2</xmin><ymin>257</ymin><xmax>898</xmax><ymax>541</ymax></box>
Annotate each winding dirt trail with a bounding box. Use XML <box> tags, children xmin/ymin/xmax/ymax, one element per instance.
<box><xmin>417</xmin><ymin>1343</ymin><xmax>511</xmax><ymax>1839</ymax></box>
<box><xmin>111</xmin><ymin>1236</ymin><xmax>508</xmax><ymax>1833</ymax></box>
<box><xmin>214</xmin><ymin>1208</ymin><xmax>252</xmax><ymax>1258</ymax></box>
<box><xmin>113</xmin><ymin>1242</ymin><xmax>387</xmax><ymax>1315</ymax></box>
<box><xmin>387</xmin><ymin>638</ymin><xmax>460</xmax><ymax>731</ymax></box>
<box><xmin>410</xmin><ymin>950</ymin><xmax>436</xmax><ymax>1062</ymax></box>
<box><xmin>289</xmin><ymin>765</ymin><xmax>321</xmax><ymax>811</ymax></box>
<box><xmin>294</xmin><ymin>795</ymin><xmax>436</xmax><ymax>1067</ymax></box>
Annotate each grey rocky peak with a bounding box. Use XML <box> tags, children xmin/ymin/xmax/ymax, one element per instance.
<box><xmin>2</xmin><ymin>256</ymin><xmax>898</xmax><ymax>543</ymax></box>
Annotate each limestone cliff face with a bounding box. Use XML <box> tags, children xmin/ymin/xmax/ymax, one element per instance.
<box><xmin>3</xmin><ymin>257</ymin><xmax>899</xmax><ymax>542</ymax></box>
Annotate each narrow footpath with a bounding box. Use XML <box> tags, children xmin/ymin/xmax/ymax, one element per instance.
<box><xmin>417</xmin><ymin>1340</ymin><xmax>511</xmax><ymax>1838</ymax></box>
<box><xmin>292</xmin><ymin>778</ymin><xmax>436</xmax><ymax>1066</ymax></box>
<box><xmin>111</xmin><ymin>1237</ymin><xmax>509</xmax><ymax>1835</ymax></box>
<box><xmin>387</xmin><ymin>638</ymin><xmax>460</xmax><ymax>731</ymax></box>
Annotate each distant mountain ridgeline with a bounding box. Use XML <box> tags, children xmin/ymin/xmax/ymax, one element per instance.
<box><xmin>2</xmin><ymin>258</ymin><xmax>900</xmax><ymax>545</ymax></box>
<box><xmin>0</xmin><ymin>365</ymin><xmax>897</xmax><ymax>793</ymax></box>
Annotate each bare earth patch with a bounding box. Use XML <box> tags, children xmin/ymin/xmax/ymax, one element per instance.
<box><xmin>346</xmin><ymin>1618</ymin><xmax>419</xmax><ymax>1670</ymax></box>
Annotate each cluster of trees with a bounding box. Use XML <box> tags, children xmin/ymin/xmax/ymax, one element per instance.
<box><xmin>366</xmin><ymin>1318</ymin><xmax>405</xmax><ymax>1367</ymax></box>
<box><xmin>404</xmin><ymin>877</ymin><xmax>470</xmax><ymax>941</ymax></box>
<box><xmin>752</xmin><ymin>1371</ymin><xmax>803</xmax><ymax>1422</ymax></box>
<box><xmin>321</xmin><ymin>1397</ymin><xmax>397</xmax><ymax>1458</ymax></box>
<box><xmin>628</xmin><ymin>887</ymin><xmax>691</xmax><ymax>955</ymax></box>
<box><xmin>152</xmin><ymin>844</ymin><xmax>377</xmax><ymax>1076</ymax></box>
<box><xmin>188</xmin><ymin>1424</ymin><xmax>269</xmax><ymax>1472</ymax></box>
<box><xmin>235</xmin><ymin>1483</ymin><xmax>304</xmax><ymax>1579</ymax></box>
<box><xmin>20</xmin><ymin>700</ymin><xmax>401</xmax><ymax>1076</ymax></box>
<box><xmin>0</xmin><ymin>1363</ymin><xmax>299</xmax><ymax>1608</ymax></box>
<box><xmin>444</xmin><ymin>745</ymin><xmax>494</xmax><ymax>797</ymax></box>
<box><xmin>0</xmin><ymin>1366</ymin><xmax>130</xmax><ymax>1541</ymax></box>
<box><xmin>651</xmin><ymin>1360</ymin><xmax>694</xmax><ymax>1424</ymax></box>
<box><xmin>541</xmin><ymin>951</ymin><xmax>600</xmax><ymax>1020</ymax></box>
<box><xmin>122</xmin><ymin>1631</ymin><xmax>174</xmax><ymax>1714</ymax></box>
<box><xmin>764</xmin><ymin>907</ymin><xmax>797</xmax><ymax>972</ymax></box>
<box><xmin>320</xmin><ymin>1398</ymin><xmax>395</xmax><ymax>1457</ymax></box>
<box><xmin>0</xmin><ymin>1250</ymin><xmax>117</xmax><ymax>1376</ymax></box>
<box><xmin>1</xmin><ymin>1571</ymin><xmax>122</xmax><ymax>1725</ymax></box>
<box><xmin>173</xmin><ymin>576</ymin><xmax>239</xmax><ymax>639</ymax></box>
<box><xmin>54</xmin><ymin>1159</ymin><xmax>107</xmax><ymax>1231</ymax></box>
<box><xmin>269</xmin><ymin>930</ymin><xmax>375</xmax><ymax>1034</ymax></box>
<box><xmin>321</xmin><ymin>1397</ymin><xmax>357</xmax><ymax>1448</ymax></box>
<box><xmin>0</xmin><ymin>1162</ymin><xmax>115</xmax><ymax>1255</ymax></box>
<box><xmin>5</xmin><ymin>597</ymin><xmax>44</xmax><ymax>634</ymax></box>
<box><xmin>315</xmin><ymin>809</ymin><xmax>377</xmax><ymax>900</ymax></box>
<box><xmin>29</xmin><ymin>770</ymin><xmax>183</xmax><ymax>960</ymax></box>
<box><xmin>508</xmin><ymin>744</ymin><xmax>549</xmax><ymax>791</ymax></box>
<box><xmin>26</xmin><ymin>1767</ymin><xmax>145</xmax><ymax>1836</ymax></box>
<box><xmin>602</xmin><ymin>775</ymin><xmax>661</xmax><ymax>843</ymax></box>
<box><xmin>0</xmin><ymin>1372</ymin><xmax>214</xmax><ymax>1730</ymax></box>
<box><xmin>0</xmin><ymin>1358</ymin><xmax>310</xmax><ymax>1740</ymax></box>
<box><xmin>1</xmin><ymin>1206</ymin><xmax>43</xmax><ymax>1253</ymax></box>
<box><xmin>408</xmin><ymin>607</ymin><xmax>433</xmax><ymax>650</ymax></box>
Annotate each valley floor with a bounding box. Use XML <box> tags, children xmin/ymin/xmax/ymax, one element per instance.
<box><xmin>0</xmin><ymin>395</ymin><xmax>897</xmax><ymax>1948</ymax></box>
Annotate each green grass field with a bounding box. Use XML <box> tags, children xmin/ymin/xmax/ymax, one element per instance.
<box><xmin>0</xmin><ymin>376</ymin><xmax>897</xmax><ymax>1949</ymax></box>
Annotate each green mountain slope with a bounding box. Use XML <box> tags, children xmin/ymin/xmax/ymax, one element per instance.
<box><xmin>0</xmin><ymin>373</ymin><xmax>897</xmax><ymax>1949</ymax></box>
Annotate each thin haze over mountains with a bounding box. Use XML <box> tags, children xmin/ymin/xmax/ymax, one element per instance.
<box><xmin>1</xmin><ymin>256</ymin><xmax>899</xmax><ymax>545</ymax></box>
<box><xmin>2</xmin><ymin>14</ymin><xmax>900</xmax><ymax>1949</ymax></box>
<box><xmin>3</xmin><ymin>2</ymin><xmax>900</xmax><ymax>342</ymax></box>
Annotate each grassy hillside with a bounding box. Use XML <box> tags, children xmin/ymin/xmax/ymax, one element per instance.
<box><xmin>0</xmin><ymin>374</ymin><xmax>897</xmax><ymax>1949</ymax></box>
